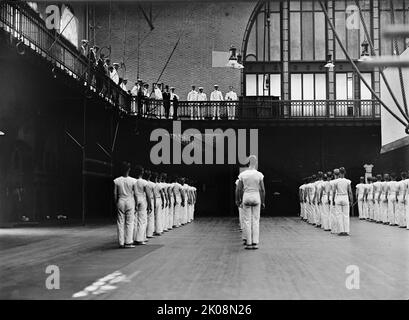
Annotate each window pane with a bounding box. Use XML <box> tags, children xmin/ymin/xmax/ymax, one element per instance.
<box><xmin>290</xmin><ymin>13</ymin><xmax>301</xmax><ymax>60</ymax></box>
<box><xmin>270</xmin><ymin>74</ymin><xmax>281</xmax><ymax>98</ymax></box>
<box><xmin>303</xmin><ymin>74</ymin><xmax>314</xmax><ymax>100</ymax></box>
<box><xmin>315</xmin><ymin>12</ymin><xmax>326</xmax><ymax>60</ymax></box>
<box><xmin>291</xmin><ymin>74</ymin><xmax>302</xmax><ymax>99</ymax></box>
<box><xmin>335</xmin><ymin>12</ymin><xmax>346</xmax><ymax>59</ymax></box>
<box><xmin>347</xmin><ymin>73</ymin><xmax>354</xmax><ymax>99</ymax></box>
<box><xmin>360</xmin><ymin>73</ymin><xmax>372</xmax><ymax>99</ymax></box>
<box><xmin>258</xmin><ymin>74</ymin><xmax>269</xmax><ymax>96</ymax></box>
<box><xmin>315</xmin><ymin>74</ymin><xmax>327</xmax><ymax>99</ymax></box>
<box><xmin>336</xmin><ymin>73</ymin><xmax>347</xmax><ymax>99</ymax></box>
<box><xmin>290</xmin><ymin>0</ymin><xmax>300</xmax><ymax>11</ymax></box>
<box><xmin>257</xmin><ymin>13</ymin><xmax>265</xmax><ymax>60</ymax></box>
<box><xmin>302</xmin><ymin>12</ymin><xmax>314</xmax><ymax>60</ymax></box>
<box><xmin>270</xmin><ymin>12</ymin><xmax>281</xmax><ymax>61</ymax></box>
<box><xmin>380</xmin><ymin>11</ymin><xmax>392</xmax><ymax>55</ymax></box>
<box><xmin>246</xmin><ymin>74</ymin><xmax>257</xmax><ymax>96</ymax></box>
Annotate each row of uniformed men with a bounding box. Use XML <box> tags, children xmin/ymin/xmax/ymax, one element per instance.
<box><xmin>299</xmin><ymin>168</ymin><xmax>353</xmax><ymax>236</ymax></box>
<box><xmin>114</xmin><ymin>162</ymin><xmax>197</xmax><ymax>248</ymax></box>
<box><xmin>355</xmin><ymin>172</ymin><xmax>409</xmax><ymax>229</ymax></box>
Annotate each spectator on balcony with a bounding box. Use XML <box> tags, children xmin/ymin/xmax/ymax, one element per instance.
<box><xmin>163</xmin><ymin>85</ymin><xmax>171</xmax><ymax>119</ymax></box>
<box><xmin>225</xmin><ymin>86</ymin><xmax>238</xmax><ymax>120</ymax></box>
<box><xmin>131</xmin><ymin>80</ymin><xmax>142</xmax><ymax>96</ymax></box>
<box><xmin>170</xmin><ymin>87</ymin><xmax>179</xmax><ymax>120</ymax></box>
<box><xmin>142</xmin><ymin>83</ymin><xmax>150</xmax><ymax>117</ymax></box>
<box><xmin>187</xmin><ymin>85</ymin><xmax>198</xmax><ymax>120</ymax></box>
<box><xmin>96</xmin><ymin>53</ymin><xmax>105</xmax><ymax>95</ymax></box>
<box><xmin>80</xmin><ymin>39</ymin><xmax>89</xmax><ymax>56</ymax></box>
<box><xmin>210</xmin><ymin>85</ymin><xmax>223</xmax><ymax>120</ymax></box>
<box><xmin>120</xmin><ymin>79</ymin><xmax>129</xmax><ymax>92</ymax></box>
<box><xmin>197</xmin><ymin>87</ymin><xmax>207</xmax><ymax>120</ymax></box>
<box><xmin>110</xmin><ymin>63</ymin><xmax>120</xmax><ymax>85</ymax></box>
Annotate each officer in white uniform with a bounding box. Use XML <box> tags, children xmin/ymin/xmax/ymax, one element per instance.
<box><xmin>329</xmin><ymin>169</ymin><xmax>340</xmax><ymax>233</ymax></box>
<box><xmin>210</xmin><ymin>85</ymin><xmax>224</xmax><ymax>120</ymax></box>
<box><xmin>187</xmin><ymin>85</ymin><xmax>198</xmax><ymax>120</ymax></box>
<box><xmin>170</xmin><ymin>87</ymin><xmax>179</xmax><ymax>118</ymax></box>
<box><xmin>356</xmin><ymin>177</ymin><xmax>366</xmax><ymax>220</ymax></box>
<box><xmin>133</xmin><ymin>166</ymin><xmax>152</xmax><ymax>245</ymax></box>
<box><xmin>332</xmin><ymin>167</ymin><xmax>352</xmax><ymax>235</ymax></box>
<box><xmin>225</xmin><ymin>86</ymin><xmax>238</xmax><ymax>120</ymax></box>
<box><xmin>113</xmin><ymin>162</ymin><xmax>136</xmax><ymax>248</ymax></box>
<box><xmin>197</xmin><ymin>87</ymin><xmax>207</xmax><ymax>119</ymax></box>
<box><xmin>386</xmin><ymin>173</ymin><xmax>399</xmax><ymax>226</ymax></box>
<box><xmin>237</xmin><ymin>155</ymin><xmax>265</xmax><ymax>250</ymax></box>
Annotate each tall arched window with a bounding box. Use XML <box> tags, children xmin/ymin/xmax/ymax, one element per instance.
<box><xmin>60</xmin><ymin>5</ymin><xmax>78</xmax><ymax>48</ymax></box>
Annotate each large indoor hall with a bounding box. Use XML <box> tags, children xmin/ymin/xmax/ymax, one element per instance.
<box><xmin>0</xmin><ymin>0</ymin><xmax>409</xmax><ymax>304</ymax></box>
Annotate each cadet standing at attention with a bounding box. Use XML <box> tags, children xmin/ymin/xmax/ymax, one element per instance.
<box><xmin>373</xmin><ymin>174</ymin><xmax>383</xmax><ymax>223</ymax></box>
<box><xmin>236</xmin><ymin>155</ymin><xmax>265</xmax><ymax>250</ymax></box>
<box><xmin>133</xmin><ymin>166</ymin><xmax>152</xmax><ymax>245</ymax></box>
<box><xmin>114</xmin><ymin>162</ymin><xmax>137</xmax><ymax>248</ymax></box>
<box><xmin>356</xmin><ymin>177</ymin><xmax>366</xmax><ymax>220</ymax></box>
<box><xmin>332</xmin><ymin>167</ymin><xmax>352</xmax><ymax>236</ymax></box>
<box><xmin>329</xmin><ymin>169</ymin><xmax>340</xmax><ymax>234</ymax></box>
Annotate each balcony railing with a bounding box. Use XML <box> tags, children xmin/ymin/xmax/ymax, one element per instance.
<box><xmin>128</xmin><ymin>98</ymin><xmax>381</xmax><ymax>120</ymax></box>
<box><xmin>0</xmin><ymin>1</ymin><xmax>129</xmax><ymax>110</ymax></box>
<box><xmin>0</xmin><ymin>2</ymin><xmax>381</xmax><ymax>123</ymax></box>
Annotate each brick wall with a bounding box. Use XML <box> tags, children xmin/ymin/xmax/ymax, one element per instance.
<box><xmin>94</xmin><ymin>1</ymin><xmax>255</xmax><ymax>99</ymax></box>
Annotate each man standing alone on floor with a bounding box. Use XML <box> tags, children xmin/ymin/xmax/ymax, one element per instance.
<box><xmin>236</xmin><ymin>155</ymin><xmax>265</xmax><ymax>250</ymax></box>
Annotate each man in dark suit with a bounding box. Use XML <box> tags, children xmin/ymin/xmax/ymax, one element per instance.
<box><xmin>163</xmin><ymin>85</ymin><xmax>171</xmax><ymax>119</ymax></box>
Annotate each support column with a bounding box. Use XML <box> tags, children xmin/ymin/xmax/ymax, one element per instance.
<box><xmin>327</xmin><ymin>0</ymin><xmax>335</xmax><ymax>117</ymax></box>
<box><xmin>282</xmin><ymin>1</ymin><xmax>289</xmax><ymax>116</ymax></box>
<box><xmin>373</xmin><ymin>0</ymin><xmax>381</xmax><ymax>116</ymax></box>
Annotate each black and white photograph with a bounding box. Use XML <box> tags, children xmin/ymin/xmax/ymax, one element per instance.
<box><xmin>0</xmin><ymin>0</ymin><xmax>409</xmax><ymax>307</ymax></box>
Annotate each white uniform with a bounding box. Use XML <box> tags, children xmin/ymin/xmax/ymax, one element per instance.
<box><xmin>329</xmin><ymin>178</ymin><xmax>339</xmax><ymax>233</ymax></box>
<box><xmin>110</xmin><ymin>69</ymin><xmax>119</xmax><ymax>85</ymax></box>
<box><xmin>210</xmin><ymin>89</ymin><xmax>223</xmax><ymax>119</ymax></box>
<box><xmin>396</xmin><ymin>179</ymin><xmax>407</xmax><ymax>227</ymax></box>
<box><xmin>134</xmin><ymin>178</ymin><xmax>149</xmax><ymax>242</ymax></box>
<box><xmin>153</xmin><ymin>182</ymin><xmax>162</xmax><ymax>235</ymax></box>
<box><xmin>239</xmin><ymin>169</ymin><xmax>264</xmax><ymax>246</ymax></box>
<box><xmin>315</xmin><ymin>180</ymin><xmax>324</xmax><ymax>226</ymax></box>
<box><xmin>187</xmin><ymin>90</ymin><xmax>198</xmax><ymax>119</ymax></box>
<box><xmin>173</xmin><ymin>182</ymin><xmax>183</xmax><ymax>227</ymax></box>
<box><xmin>299</xmin><ymin>184</ymin><xmax>305</xmax><ymax>219</ymax></box>
<box><xmin>405</xmin><ymin>179</ymin><xmax>409</xmax><ymax>229</ymax></box>
<box><xmin>114</xmin><ymin>176</ymin><xmax>136</xmax><ymax>246</ymax></box>
<box><xmin>321</xmin><ymin>180</ymin><xmax>331</xmax><ymax>230</ymax></box>
<box><xmin>372</xmin><ymin>180</ymin><xmax>382</xmax><ymax>222</ymax></box>
<box><xmin>197</xmin><ymin>92</ymin><xmax>207</xmax><ymax>118</ymax></box>
<box><xmin>182</xmin><ymin>184</ymin><xmax>190</xmax><ymax>224</ymax></box>
<box><xmin>334</xmin><ymin>177</ymin><xmax>351</xmax><ymax>234</ymax></box>
<box><xmin>387</xmin><ymin>180</ymin><xmax>399</xmax><ymax>225</ymax></box>
<box><xmin>146</xmin><ymin>180</ymin><xmax>156</xmax><ymax>237</ymax></box>
<box><xmin>356</xmin><ymin>183</ymin><xmax>366</xmax><ymax>219</ymax></box>
<box><xmin>225</xmin><ymin>90</ymin><xmax>238</xmax><ymax>119</ymax></box>
<box><xmin>366</xmin><ymin>182</ymin><xmax>374</xmax><ymax>221</ymax></box>
<box><xmin>380</xmin><ymin>181</ymin><xmax>389</xmax><ymax>223</ymax></box>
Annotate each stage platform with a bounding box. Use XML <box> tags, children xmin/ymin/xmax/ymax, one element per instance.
<box><xmin>0</xmin><ymin>217</ymin><xmax>408</xmax><ymax>300</ymax></box>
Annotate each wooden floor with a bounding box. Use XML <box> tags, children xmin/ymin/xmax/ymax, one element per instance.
<box><xmin>0</xmin><ymin>217</ymin><xmax>408</xmax><ymax>300</ymax></box>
